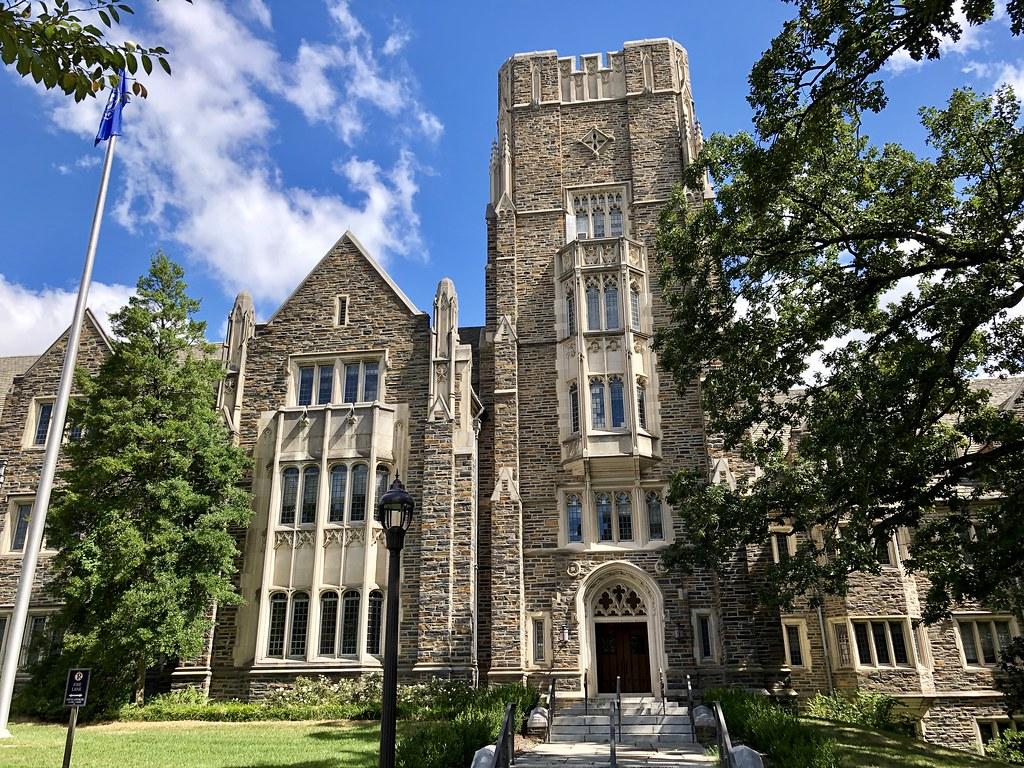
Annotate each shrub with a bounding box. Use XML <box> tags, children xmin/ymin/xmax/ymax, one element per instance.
<box><xmin>395</xmin><ymin>683</ymin><xmax>538</xmax><ymax>768</ymax></box>
<box><xmin>986</xmin><ymin>730</ymin><xmax>1024</xmax><ymax>765</ymax></box>
<box><xmin>804</xmin><ymin>691</ymin><xmax>916</xmax><ymax>735</ymax></box>
<box><xmin>706</xmin><ymin>687</ymin><xmax>838</xmax><ymax>768</ymax></box>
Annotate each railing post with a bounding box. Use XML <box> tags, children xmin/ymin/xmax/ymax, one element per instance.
<box><xmin>686</xmin><ymin>674</ymin><xmax>695</xmax><ymax>741</ymax></box>
<box><xmin>615</xmin><ymin>675</ymin><xmax>621</xmax><ymax>742</ymax></box>
<box><xmin>609</xmin><ymin>699</ymin><xmax>617</xmax><ymax>768</ymax></box>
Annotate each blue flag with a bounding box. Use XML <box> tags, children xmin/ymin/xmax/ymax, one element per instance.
<box><xmin>94</xmin><ymin>71</ymin><xmax>128</xmax><ymax>146</ymax></box>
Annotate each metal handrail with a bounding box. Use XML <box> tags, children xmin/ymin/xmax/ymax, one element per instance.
<box><xmin>712</xmin><ymin>701</ymin><xmax>734</xmax><ymax>768</ymax></box>
<box><xmin>491</xmin><ymin>701</ymin><xmax>517</xmax><ymax>768</ymax></box>
<box><xmin>609</xmin><ymin>697</ymin><xmax>618</xmax><ymax>768</ymax></box>
<box><xmin>686</xmin><ymin>674</ymin><xmax>695</xmax><ymax>739</ymax></box>
<box><xmin>546</xmin><ymin>677</ymin><xmax>556</xmax><ymax>743</ymax></box>
<box><xmin>615</xmin><ymin>676</ymin><xmax>622</xmax><ymax>742</ymax></box>
<box><xmin>659</xmin><ymin>667</ymin><xmax>667</xmax><ymax>714</ymax></box>
<box><xmin>583</xmin><ymin>671</ymin><xmax>589</xmax><ymax>717</ymax></box>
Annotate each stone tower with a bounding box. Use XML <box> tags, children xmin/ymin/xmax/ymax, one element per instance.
<box><xmin>478</xmin><ymin>40</ymin><xmax>781</xmax><ymax>695</ymax></box>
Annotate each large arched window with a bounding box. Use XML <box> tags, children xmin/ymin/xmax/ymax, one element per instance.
<box><xmin>301</xmin><ymin>466</ymin><xmax>319</xmax><ymax>524</ymax></box>
<box><xmin>604</xmin><ymin>279</ymin><xmax>620</xmax><ymax>330</ymax></box>
<box><xmin>609</xmin><ymin>376</ymin><xmax>625</xmax><ymax>428</ymax></box>
<box><xmin>267</xmin><ymin>592</ymin><xmax>287</xmax><ymax>657</ymax></box>
<box><xmin>566</xmin><ymin>494</ymin><xmax>583</xmax><ymax>543</ymax></box>
<box><xmin>568</xmin><ymin>383</ymin><xmax>580</xmax><ymax>434</ymax></box>
<box><xmin>340</xmin><ymin>590</ymin><xmax>360</xmax><ymax>655</ymax></box>
<box><xmin>590</xmin><ymin>378</ymin><xmax>606</xmax><ymax>429</ymax></box>
<box><xmin>329</xmin><ymin>465</ymin><xmax>347</xmax><ymax>523</ymax></box>
<box><xmin>616</xmin><ymin>492</ymin><xmax>634</xmax><ymax>541</ymax></box>
<box><xmin>367</xmin><ymin>590</ymin><xmax>384</xmax><ymax>655</ymax></box>
<box><xmin>350</xmin><ymin>465</ymin><xmax>368</xmax><ymax>522</ymax></box>
<box><xmin>647</xmin><ymin>492</ymin><xmax>664</xmax><ymax>540</ymax></box>
<box><xmin>586</xmin><ymin>282</ymin><xmax>602</xmax><ymax>331</ymax></box>
<box><xmin>596</xmin><ymin>493</ymin><xmax>613</xmax><ymax>541</ymax></box>
<box><xmin>280</xmin><ymin>468</ymin><xmax>299</xmax><ymax>524</ymax></box>
<box><xmin>289</xmin><ymin>592</ymin><xmax>309</xmax><ymax>658</ymax></box>
<box><xmin>319</xmin><ymin>591</ymin><xmax>338</xmax><ymax>655</ymax></box>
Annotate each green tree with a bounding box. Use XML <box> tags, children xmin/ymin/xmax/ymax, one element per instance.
<box><xmin>0</xmin><ymin>1</ymin><xmax>186</xmax><ymax>101</ymax></box>
<box><xmin>38</xmin><ymin>253</ymin><xmax>250</xmax><ymax>714</ymax></box>
<box><xmin>656</xmin><ymin>0</ymin><xmax>1024</xmax><ymax>626</ymax></box>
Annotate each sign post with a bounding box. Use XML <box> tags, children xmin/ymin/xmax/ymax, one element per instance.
<box><xmin>62</xmin><ymin>668</ymin><xmax>90</xmax><ymax>768</ymax></box>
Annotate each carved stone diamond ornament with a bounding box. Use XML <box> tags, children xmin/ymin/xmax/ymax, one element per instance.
<box><xmin>579</xmin><ymin>127</ymin><xmax>612</xmax><ymax>156</ymax></box>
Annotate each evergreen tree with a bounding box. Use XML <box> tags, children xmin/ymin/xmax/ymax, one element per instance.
<box><xmin>37</xmin><ymin>253</ymin><xmax>250</xmax><ymax>714</ymax></box>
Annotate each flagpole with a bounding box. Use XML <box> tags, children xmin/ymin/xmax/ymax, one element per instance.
<box><xmin>0</xmin><ymin>134</ymin><xmax>118</xmax><ymax>739</ymax></box>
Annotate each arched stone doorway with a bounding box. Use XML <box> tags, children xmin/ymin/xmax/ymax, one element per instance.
<box><xmin>576</xmin><ymin>562</ymin><xmax>666</xmax><ymax>696</ymax></box>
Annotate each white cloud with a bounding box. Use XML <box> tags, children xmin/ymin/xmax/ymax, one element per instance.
<box><xmin>888</xmin><ymin>1</ymin><xmax>988</xmax><ymax>73</ymax></box>
<box><xmin>40</xmin><ymin>1</ymin><xmax>435</xmax><ymax>308</ymax></box>
<box><xmin>0</xmin><ymin>275</ymin><xmax>133</xmax><ymax>355</ymax></box>
<box><xmin>244</xmin><ymin>0</ymin><xmax>272</xmax><ymax>29</ymax></box>
<box><xmin>383</xmin><ymin>24</ymin><xmax>412</xmax><ymax>56</ymax></box>
<box><xmin>54</xmin><ymin>154</ymin><xmax>100</xmax><ymax>176</ymax></box>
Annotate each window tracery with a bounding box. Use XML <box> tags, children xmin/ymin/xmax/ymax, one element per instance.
<box><xmin>593</xmin><ymin>583</ymin><xmax>647</xmax><ymax>617</ymax></box>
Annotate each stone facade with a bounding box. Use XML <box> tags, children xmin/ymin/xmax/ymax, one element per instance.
<box><xmin>0</xmin><ymin>39</ymin><xmax>1021</xmax><ymax>757</ymax></box>
<box><xmin>0</xmin><ymin>312</ymin><xmax>110</xmax><ymax>681</ymax></box>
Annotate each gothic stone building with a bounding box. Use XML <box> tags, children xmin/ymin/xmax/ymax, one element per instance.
<box><xmin>1</xmin><ymin>39</ymin><xmax>1021</xmax><ymax>755</ymax></box>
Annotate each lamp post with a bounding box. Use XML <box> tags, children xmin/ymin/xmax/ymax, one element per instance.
<box><xmin>377</xmin><ymin>477</ymin><xmax>414</xmax><ymax>768</ymax></box>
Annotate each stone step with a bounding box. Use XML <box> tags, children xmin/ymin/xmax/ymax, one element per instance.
<box><xmin>557</xmin><ymin>704</ymin><xmax>687</xmax><ymax>716</ymax></box>
<box><xmin>553</xmin><ymin>713</ymin><xmax>692</xmax><ymax>726</ymax></box>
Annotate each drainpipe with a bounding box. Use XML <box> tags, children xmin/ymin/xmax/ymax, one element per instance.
<box><xmin>815</xmin><ymin>599</ymin><xmax>835</xmax><ymax>695</ymax></box>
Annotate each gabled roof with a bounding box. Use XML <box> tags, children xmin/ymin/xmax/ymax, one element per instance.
<box><xmin>265</xmin><ymin>231</ymin><xmax>425</xmax><ymax>325</ymax></box>
<box><xmin>17</xmin><ymin>308</ymin><xmax>113</xmax><ymax>382</ymax></box>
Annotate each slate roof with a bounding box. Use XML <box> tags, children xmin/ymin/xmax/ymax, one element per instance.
<box><xmin>0</xmin><ymin>355</ymin><xmax>38</xmax><ymax>419</ymax></box>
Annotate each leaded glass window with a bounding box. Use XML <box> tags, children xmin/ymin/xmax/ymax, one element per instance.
<box><xmin>280</xmin><ymin>468</ymin><xmax>299</xmax><ymax>524</ymax></box>
<box><xmin>267</xmin><ymin>593</ymin><xmax>287</xmax><ymax>657</ymax></box>
<box><xmin>566</xmin><ymin>495</ymin><xmax>583</xmax><ymax>543</ymax></box>
<box><xmin>289</xmin><ymin>592</ymin><xmax>309</xmax><ymax>657</ymax></box>
<box><xmin>319</xmin><ymin>592</ymin><xmax>338</xmax><ymax>655</ymax></box>
<box><xmin>301</xmin><ymin>466</ymin><xmax>319</xmax><ymax>524</ymax></box>
<box><xmin>367</xmin><ymin>590</ymin><xmax>384</xmax><ymax>655</ymax></box>
<box><xmin>329</xmin><ymin>465</ymin><xmax>347</xmax><ymax>523</ymax></box>
<box><xmin>616</xmin><ymin>492</ymin><xmax>633</xmax><ymax>541</ymax></box>
<box><xmin>341</xmin><ymin>590</ymin><xmax>360</xmax><ymax>655</ymax></box>
<box><xmin>350</xmin><ymin>464</ymin><xmax>368</xmax><ymax>522</ymax></box>
<box><xmin>596</xmin><ymin>493</ymin><xmax>613</xmax><ymax>541</ymax></box>
<box><xmin>590</xmin><ymin>379</ymin><xmax>606</xmax><ymax>429</ymax></box>
<box><xmin>609</xmin><ymin>376</ymin><xmax>625</xmax><ymax>428</ymax></box>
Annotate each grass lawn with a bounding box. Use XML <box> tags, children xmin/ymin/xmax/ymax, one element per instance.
<box><xmin>0</xmin><ymin>719</ymin><xmax>383</xmax><ymax>768</ymax></box>
<box><xmin>804</xmin><ymin>718</ymin><xmax>1006</xmax><ymax>768</ymax></box>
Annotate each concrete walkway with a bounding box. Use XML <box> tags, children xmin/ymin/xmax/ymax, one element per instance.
<box><xmin>515</xmin><ymin>741</ymin><xmax>717</xmax><ymax>767</ymax></box>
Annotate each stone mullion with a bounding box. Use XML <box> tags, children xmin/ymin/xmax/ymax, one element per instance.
<box><xmin>306</xmin><ymin>408</ymin><xmax>331</xmax><ymax>663</ymax></box>
<box><xmin>357</xmin><ymin>406</ymin><xmax>379</xmax><ymax>662</ymax></box>
<box><xmin>254</xmin><ymin>411</ymin><xmax>285</xmax><ymax>662</ymax></box>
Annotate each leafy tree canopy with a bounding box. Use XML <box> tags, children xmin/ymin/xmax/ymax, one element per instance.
<box><xmin>657</xmin><ymin>0</ymin><xmax>1024</xmax><ymax>625</ymax></box>
<box><xmin>0</xmin><ymin>1</ymin><xmax>187</xmax><ymax>101</ymax></box>
<box><xmin>29</xmin><ymin>253</ymin><xmax>251</xmax><ymax>715</ymax></box>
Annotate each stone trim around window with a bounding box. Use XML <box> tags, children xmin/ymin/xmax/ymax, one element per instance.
<box><xmin>691</xmin><ymin>609</ymin><xmax>719</xmax><ymax>665</ymax></box>
<box><xmin>953</xmin><ymin>614</ymin><xmax>1020</xmax><ymax>669</ymax></box>
<box><xmin>2</xmin><ymin>497</ymin><xmax>54</xmax><ymax>558</ymax></box>
<box><xmin>828</xmin><ymin>616</ymin><xmax>917</xmax><ymax>670</ymax></box>
<box><xmin>558</xmin><ymin>486</ymin><xmax>671</xmax><ymax>549</ymax></box>
<box><xmin>288</xmin><ymin>352</ymin><xmax>385</xmax><ymax>408</ymax></box>
<box><xmin>781</xmin><ymin>618</ymin><xmax>812</xmax><ymax>670</ymax></box>
<box><xmin>528</xmin><ymin>612</ymin><xmax>551</xmax><ymax>669</ymax></box>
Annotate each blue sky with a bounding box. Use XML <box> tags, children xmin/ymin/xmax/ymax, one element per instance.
<box><xmin>1</xmin><ymin>1</ymin><xmax>1021</xmax><ymax>354</ymax></box>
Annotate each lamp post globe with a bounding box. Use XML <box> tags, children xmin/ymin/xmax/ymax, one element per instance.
<box><xmin>377</xmin><ymin>477</ymin><xmax>414</xmax><ymax>768</ymax></box>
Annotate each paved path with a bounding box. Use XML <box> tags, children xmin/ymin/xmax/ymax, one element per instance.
<box><xmin>516</xmin><ymin>741</ymin><xmax>717</xmax><ymax>767</ymax></box>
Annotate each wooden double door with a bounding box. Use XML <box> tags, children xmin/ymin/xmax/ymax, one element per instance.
<box><xmin>595</xmin><ymin>621</ymin><xmax>652</xmax><ymax>694</ymax></box>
